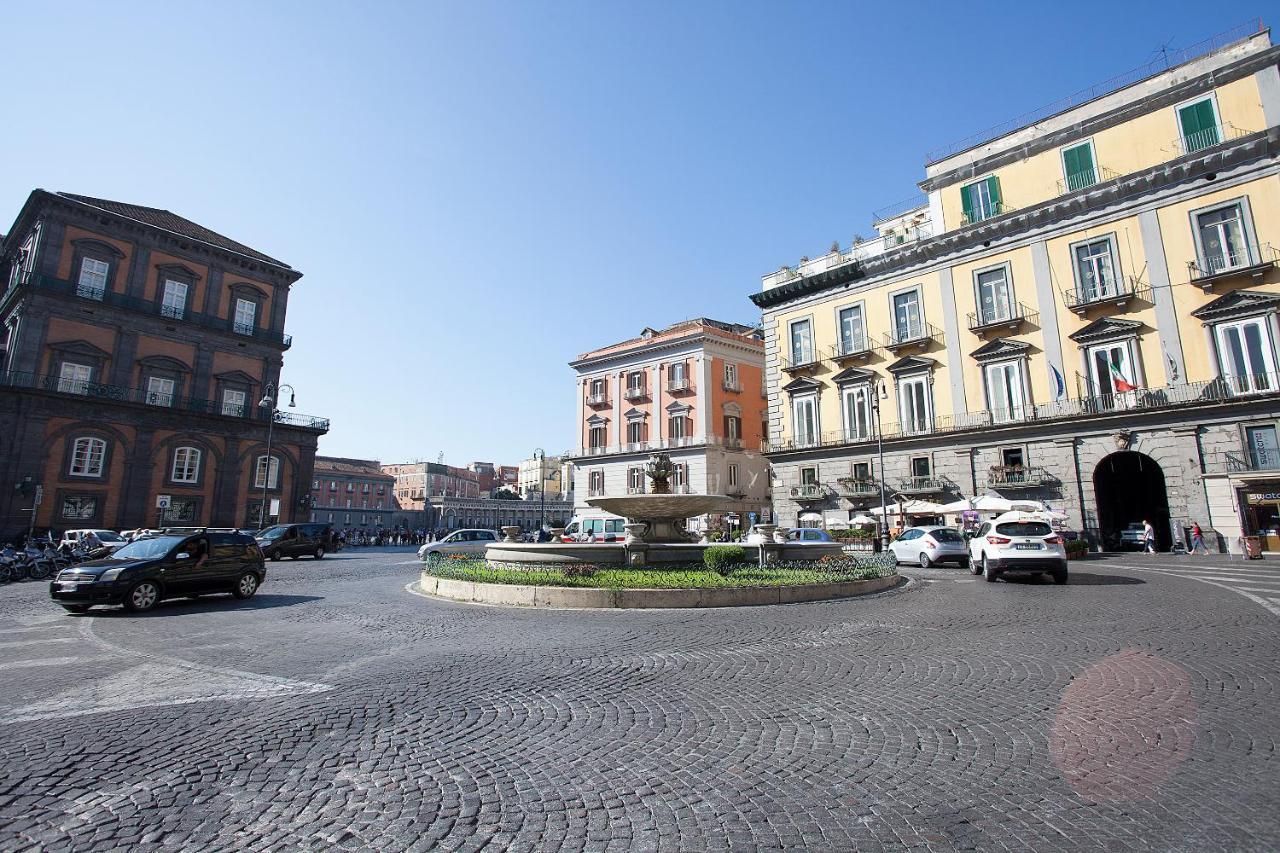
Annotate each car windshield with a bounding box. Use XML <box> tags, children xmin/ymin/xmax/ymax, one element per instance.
<box><xmin>94</xmin><ymin>531</ymin><xmax>125</xmax><ymax>542</ymax></box>
<box><xmin>930</xmin><ymin>529</ymin><xmax>963</xmax><ymax>542</ymax></box>
<box><xmin>112</xmin><ymin>536</ymin><xmax>186</xmax><ymax>560</ymax></box>
<box><xmin>257</xmin><ymin>526</ymin><xmax>287</xmax><ymax>540</ymax></box>
<box><xmin>996</xmin><ymin>522</ymin><xmax>1053</xmax><ymax>536</ymax></box>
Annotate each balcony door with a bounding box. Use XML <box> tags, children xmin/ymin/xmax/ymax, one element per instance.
<box><xmin>984</xmin><ymin>360</ymin><xmax>1026</xmax><ymax>423</ymax></box>
<box><xmin>792</xmin><ymin>395</ymin><xmax>817</xmax><ymax>446</ymax></box>
<box><xmin>842</xmin><ymin>384</ymin><xmax>872</xmax><ymax>441</ymax></box>
<box><xmin>1196</xmin><ymin>204</ymin><xmax>1251</xmax><ymax>275</ymax></box>
<box><xmin>838</xmin><ymin>305</ymin><xmax>865</xmax><ymax>355</ymax></box>
<box><xmin>1215</xmin><ymin>317</ymin><xmax>1277</xmax><ymax>394</ymax></box>
<box><xmin>975</xmin><ymin>267</ymin><xmax>1012</xmax><ymax>325</ymax></box>
<box><xmin>1073</xmin><ymin>237</ymin><xmax>1119</xmax><ymax>302</ymax></box>
<box><xmin>789</xmin><ymin>319</ymin><xmax>813</xmax><ymax>365</ymax></box>
<box><xmin>892</xmin><ymin>291</ymin><xmax>922</xmax><ymax>341</ymax></box>
<box><xmin>1088</xmin><ymin>342</ymin><xmax>1139</xmax><ymax>399</ymax></box>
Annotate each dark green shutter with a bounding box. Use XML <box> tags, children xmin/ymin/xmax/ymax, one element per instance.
<box><xmin>1063</xmin><ymin>143</ymin><xmax>1095</xmax><ymax>189</ymax></box>
<box><xmin>1179</xmin><ymin>100</ymin><xmax>1219</xmax><ymax>150</ymax></box>
<box><xmin>960</xmin><ymin>183</ymin><xmax>974</xmax><ymax>223</ymax></box>
<box><xmin>986</xmin><ymin>176</ymin><xmax>1001</xmax><ymax>212</ymax></box>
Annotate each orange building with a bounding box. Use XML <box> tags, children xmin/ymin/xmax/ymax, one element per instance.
<box><xmin>0</xmin><ymin>190</ymin><xmax>328</xmax><ymax>536</ymax></box>
<box><xmin>567</xmin><ymin>318</ymin><xmax>771</xmax><ymax>527</ymax></box>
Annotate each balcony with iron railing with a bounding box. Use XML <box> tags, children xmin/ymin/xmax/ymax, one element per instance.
<box><xmin>1055</xmin><ymin>165</ymin><xmax>1120</xmax><ymax>196</ymax></box>
<box><xmin>898</xmin><ymin>475</ymin><xmax>947</xmax><ymax>495</ymax></box>
<box><xmin>987</xmin><ymin>465</ymin><xmax>1055</xmax><ymax>488</ymax></box>
<box><xmin>667</xmin><ymin>377</ymin><xmax>693</xmax><ymax>393</ymax></box>
<box><xmin>587</xmin><ymin>487</ymin><xmax>606</xmax><ymax>497</ymax></box>
<box><xmin>967</xmin><ymin>301</ymin><xmax>1038</xmax><ymax>335</ymax></box>
<box><xmin>835</xmin><ymin>477</ymin><xmax>879</xmax><ymax>497</ymax></box>
<box><xmin>790</xmin><ymin>484</ymin><xmax>827</xmax><ymax>502</ymax></box>
<box><xmin>1203</xmin><ymin>450</ymin><xmax>1280</xmax><ymax>477</ymax></box>
<box><xmin>1173</xmin><ymin>121</ymin><xmax>1253</xmax><ymax>157</ymax></box>
<box><xmin>586</xmin><ymin>392</ymin><xmax>609</xmax><ymax>407</ymax></box>
<box><xmin>1062</xmin><ymin>275</ymin><xmax>1150</xmax><ymax>314</ymax></box>
<box><xmin>722</xmin><ymin>378</ymin><xmax>742</xmax><ymax>392</ymax></box>
<box><xmin>160</xmin><ymin>304</ymin><xmax>185</xmax><ymax>320</ymax></box>
<box><xmin>761</xmin><ymin>223</ymin><xmax>935</xmax><ymax>290</ymax></box>
<box><xmin>762</xmin><ymin>372</ymin><xmax>1280</xmax><ymax>455</ymax></box>
<box><xmin>623</xmin><ymin>385</ymin><xmax>648</xmax><ymax>401</ymax></box>
<box><xmin>960</xmin><ymin>201</ymin><xmax>1014</xmax><ymax>227</ymax></box>
<box><xmin>3</xmin><ymin>272</ymin><xmax>293</xmax><ymax>348</ymax></box>
<box><xmin>1187</xmin><ymin>242</ymin><xmax>1280</xmax><ymax>289</ymax></box>
<box><xmin>829</xmin><ymin>335</ymin><xmax>876</xmax><ymax>364</ymax></box>
<box><xmin>781</xmin><ymin>352</ymin><xmax>822</xmax><ymax>374</ymax></box>
<box><xmin>883</xmin><ymin>322</ymin><xmax>943</xmax><ymax>354</ymax></box>
<box><xmin>0</xmin><ymin>370</ymin><xmax>329</xmax><ymax>432</ymax></box>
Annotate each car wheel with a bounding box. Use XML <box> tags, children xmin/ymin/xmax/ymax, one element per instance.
<box><xmin>969</xmin><ymin>557</ymin><xmax>982</xmax><ymax>575</ymax></box>
<box><xmin>313</xmin><ymin>546</ymin><xmax>325</xmax><ymax>560</ymax></box>
<box><xmin>918</xmin><ymin>552</ymin><xmax>932</xmax><ymax>569</ymax></box>
<box><xmin>62</xmin><ymin>604</ymin><xmax>90</xmax><ymax>614</ymax></box>
<box><xmin>982</xmin><ymin>555</ymin><xmax>1000</xmax><ymax>583</ymax></box>
<box><xmin>233</xmin><ymin>572</ymin><xmax>259</xmax><ymax>600</ymax></box>
<box><xmin>124</xmin><ymin>580</ymin><xmax>161</xmax><ymax>613</ymax></box>
<box><xmin>269</xmin><ymin>550</ymin><xmax>281</xmax><ymax>561</ymax></box>
<box><xmin>1052</xmin><ymin>567</ymin><xmax>1069</xmax><ymax>585</ymax></box>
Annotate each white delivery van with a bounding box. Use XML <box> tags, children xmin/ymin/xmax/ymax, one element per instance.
<box><xmin>561</xmin><ymin>512</ymin><xmax>627</xmax><ymax>542</ymax></box>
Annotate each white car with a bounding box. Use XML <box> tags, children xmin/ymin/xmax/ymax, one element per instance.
<box><xmin>968</xmin><ymin>512</ymin><xmax>1068</xmax><ymax>584</ymax></box>
<box><xmin>418</xmin><ymin>529</ymin><xmax>500</xmax><ymax>562</ymax></box>
<box><xmin>59</xmin><ymin>529</ymin><xmax>128</xmax><ymax>552</ymax></box>
<box><xmin>888</xmin><ymin>526</ymin><xmax>969</xmax><ymax>568</ymax></box>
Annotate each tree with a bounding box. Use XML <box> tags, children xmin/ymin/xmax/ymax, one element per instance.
<box><xmin>493</xmin><ymin>488</ymin><xmax>521</xmax><ymax>501</ymax></box>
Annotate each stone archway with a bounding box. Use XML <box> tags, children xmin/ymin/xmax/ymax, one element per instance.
<box><xmin>1093</xmin><ymin>451</ymin><xmax>1171</xmax><ymax>550</ymax></box>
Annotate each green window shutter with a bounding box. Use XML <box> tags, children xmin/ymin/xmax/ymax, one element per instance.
<box><xmin>1179</xmin><ymin>100</ymin><xmax>1219</xmax><ymax>150</ymax></box>
<box><xmin>960</xmin><ymin>183</ymin><xmax>975</xmax><ymax>222</ymax></box>
<box><xmin>986</xmin><ymin>176</ymin><xmax>1002</xmax><ymax>212</ymax></box>
<box><xmin>1063</xmin><ymin>143</ymin><xmax>1095</xmax><ymax>189</ymax></box>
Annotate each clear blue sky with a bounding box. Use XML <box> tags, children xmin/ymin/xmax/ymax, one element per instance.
<box><xmin>0</xmin><ymin>1</ymin><xmax>1266</xmax><ymax>465</ymax></box>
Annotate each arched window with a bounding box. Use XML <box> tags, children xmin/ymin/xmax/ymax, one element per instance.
<box><xmin>255</xmin><ymin>455</ymin><xmax>280</xmax><ymax>489</ymax></box>
<box><xmin>69</xmin><ymin>437</ymin><xmax>106</xmax><ymax>477</ymax></box>
<box><xmin>171</xmin><ymin>447</ymin><xmax>201</xmax><ymax>483</ymax></box>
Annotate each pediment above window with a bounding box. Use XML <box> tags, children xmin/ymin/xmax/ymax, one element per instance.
<box><xmin>47</xmin><ymin>339</ymin><xmax>112</xmax><ymax>360</ymax></box>
<box><xmin>781</xmin><ymin>376</ymin><xmax>822</xmax><ymax>394</ymax></box>
<box><xmin>831</xmin><ymin>366</ymin><xmax>875</xmax><ymax>385</ymax></box>
<box><xmin>1068</xmin><ymin>317</ymin><xmax>1142</xmax><ymax>344</ymax></box>
<box><xmin>970</xmin><ymin>338</ymin><xmax>1031</xmax><ymax>363</ymax></box>
<box><xmin>665</xmin><ymin>401</ymin><xmax>692</xmax><ymax>415</ymax></box>
<box><xmin>1190</xmin><ymin>289</ymin><xmax>1280</xmax><ymax>322</ymax></box>
<box><xmin>586</xmin><ymin>413</ymin><xmax>610</xmax><ymax>426</ymax></box>
<box><xmin>156</xmin><ymin>262</ymin><xmax>202</xmax><ymax>282</ymax></box>
<box><xmin>227</xmin><ymin>281</ymin><xmax>269</xmax><ymax>300</ymax></box>
<box><xmin>70</xmin><ymin>238</ymin><xmax>124</xmax><ymax>259</ymax></box>
<box><xmin>137</xmin><ymin>354</ymin><xmax>192</xmax><ymax>373</ymax></box>
<box><xmin>885</xmin><ymin>355</ymin><xmax>936</xmax><ymax>375</ymax></box>
<box><xmin>721</xmin><ymin>401</ymin><xmax>742</xmax><ymax>416</ymax></box>
<box><xmin>214</xmin><ymin>369</ymin><xmax>258</xmax><ymax>385</ymax></box>
<box><xmin>623</xmin><ymin>407</ymin><xmax>649</xmax><ymax>421</ymax></box>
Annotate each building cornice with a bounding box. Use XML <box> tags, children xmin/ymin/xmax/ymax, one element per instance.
<box><xmin>570</xmin><ymin>330</ymin><xmax>763</xmax><ymax>372</ymax></box>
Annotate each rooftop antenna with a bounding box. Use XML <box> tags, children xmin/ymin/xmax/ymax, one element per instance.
<box><xmin>1153</xmin><ymin>36</ymin><xmax>1177</xmax><ymax>69</ymax></box>
<box><xmin>437</xmin><ymin>451</ymin><xmax>444</xmax><ymax>464</ymax></box>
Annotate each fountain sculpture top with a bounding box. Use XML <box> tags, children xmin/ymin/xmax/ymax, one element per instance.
<box><xmin>645</xmin><ymin>452</ymin><xmax>674</xmax><ymax>494</ymax></box>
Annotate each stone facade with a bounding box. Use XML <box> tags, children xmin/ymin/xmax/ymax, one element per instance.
<box><xmin>309</xmin><ymin>457</ymin><xmax>397</xmax><ymax>530</ymax></box>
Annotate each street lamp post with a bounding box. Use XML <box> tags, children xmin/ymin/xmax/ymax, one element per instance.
<box><xmin>871</xmin><ymin>380</ymin><xmax>890</xmax><ymax>550</ymax></box>
<box><xmin>257</xmin><ymin>382</ymin><xmax>296</xmax><ymax>530</ymax></box>
<box><xmin>534</xmin><ymin>448</ymin><xmax>546</xmax><ymax>533</ymax></box>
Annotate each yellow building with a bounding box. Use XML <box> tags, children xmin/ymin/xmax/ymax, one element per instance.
<box><xmin>753</xmin><ymin>24</ymin><xmax>1280</xmax><ymax>552</ymax></box>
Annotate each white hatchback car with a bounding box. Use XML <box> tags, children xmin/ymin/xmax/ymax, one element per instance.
<box><xmin>59</xmin><ymin>529</ymin><xmax>128</xmax><ymax>553</ymax></box>
<box><xmin>888</xmin><ymin>526</ymin><xmax>969</xmax><ymax>568</ymax></box>
<box><xmin>418</xmin><ymin>529</ymin><xmax>500</xmax><ymax>562</ymax></box>
<box><xmin>968</xmin><ymin>513</ymin><xmax>1068</xmax><ymax>584</ymax></box>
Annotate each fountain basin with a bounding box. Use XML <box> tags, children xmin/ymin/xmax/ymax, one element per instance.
<box><xmin>586</xmin><ymin>494</ymin><xmax>737</xmax><ymax>543</ymax></box>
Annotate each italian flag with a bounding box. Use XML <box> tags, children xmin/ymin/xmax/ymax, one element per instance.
<box><xmin>1109</xmin><ymin>357</ymin><xmax>1138</xmax><ymax>393</ymax></box>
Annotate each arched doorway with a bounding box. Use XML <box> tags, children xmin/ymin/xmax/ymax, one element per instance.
<box><xmin>1093</xmin><ymin>451</ymin><xmax>1170</xmax><ymax>550</ymax></box>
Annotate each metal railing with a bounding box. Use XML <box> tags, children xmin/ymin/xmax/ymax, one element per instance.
<box><xmin>872</xmin><ymin>193</ymin><xmax>929</xmax><ymax>224</ymax></box>
<box><xmin>884</xmin><ymin>321</ymin><xmax>942</xmax><ymax>350</ymax></box>
<box><xmin>829</xmin><ymin>336</ymin><xmax>873</xmax><ymax>360</ymax></box>
<box><xmin>1187</xmin><ymin>242</ymin><xmax>1280</xmax><ymax>283</ymax></box>
<box><xmin>791</xmin><ymin>484</ymin><xmax>825</xmax><ymax>500</ymax></box>
<box><xmin>763</xmin><ymin>372</ymin><xmax>1280</xmax><ymax>454</ymax></box>
<box><xmin>667</xmin><ymin>377</ymin><xmax>692</xmax><ymax>392</ymax></box>
<box><xmin>988</xmin><ymin>465</ymin><xmax>1054</xmax><ymax>487</ymax></box>
<box><xmin>1204</xmin><ymin>451</ymin><xmax>1280</xmax><ymax>474</ymax></box>
<box><xmin>0</xmin><ymin>370</ymin><xmax>329</xmax><ymax>431</ymax></box>
<box><xmin>781</xmin><ymin>353</ymin><xmax>820</xmax><ymax>372</ymax></box>
<box><xmin>623</xmin><ymin>441</ymin><xmax>650</xmax><ymax>453</ymax></box>
<box><xmin>836</xmin><ymin>477</ymin><xmax>879</xmax><ymax>496</ymax></box>
<box><xmin>1174</xmin><ymin>122</ymin><xmax>1253</xmax><ymax>156</ymax></box>
<box><xmin>722</xmin><ymin>379</ymin><xmax>742</xmax><ymax>392</ymax></box>
<box><xmin>1062</xmin><ymin>275</ymin><xmax>1149</xmax><ymax>311</ymax></box>
<box><xmin>898</xmin><ymin>475</ymin><xmax>946</xmax><ymax>493</ymax></box>
<box><xmin>626</xmin><ymin>486</ymin><xmax>646</xmax><ymax>495</ymax></box>
<box><xmin>586</xmin><ymin>393</ymin><xmax>609</xmax><ymax>406</ymax></box>
<box><xmin>160</xmin><ymin>304</ymin><xmax>185</xmax><ymax>320</ymax></box>
<box><xmin>623</xmin><ymin>386</ymin><xmax>647</xmax><ymax>400</ymax></box>
<box><xmin>3</xmin><ymin>272</ymin><xmax>293</xmax><ymax>347</ymax></box>
<box><xmin>1055</xmin><ymin>165</ymin><xmax>1120</xmax><ymax>196</ymax></box>
<box><xmin>960</xmin><ymin>201</ymin><xmax>1013</xmax><ymax>227</ymax></box>
<box><xmin>587</xmin><ymin>488</ymin><xmax>606</xmax><ymax>497</ymax></box>
<box><xmin>967</xmin><ymin>302</ymin><xmax>1038</xmax><ymax>332</ymax></box>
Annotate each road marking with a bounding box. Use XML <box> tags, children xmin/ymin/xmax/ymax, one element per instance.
<box><xmin>0</xmin><ymin>655</ymin><xmax>109</xmax><ymax>672</ymax></box>
<box><xmin>0</xmin><ymin>624</ymin><xmax>69</xmax><ymax>636</ymax></box>
<box><xmin>0</xmin><ymin>637</ymin><xmax>77</xmax><ymax>650</ymax></box>
<box><xmin>1112</xmin><ymin>563</ymin><xmax>1280</xmax><ymax>618</ymax></box>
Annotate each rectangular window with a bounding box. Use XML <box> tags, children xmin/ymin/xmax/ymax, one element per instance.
<box><xmin>1195</xmin><ymin>203</ymin><xmax>1251</xmax><ymax>275</ymax></box>
<box><xmin>899</xmin><ymin>376</ymin><xmax>931</xmax><ymax>434</ymax></box>
<box><xmin>589</xmin><ymin>378</ymin><xmax>606</xmax><ymax>401</ymax></box>
<box><xmin>911</xmin><ymin>457</ymin><xmax>931</xmax><ymax>477</ymax></box>
<box><xmin>1061</xmin><ymin>141</ymin><xmax>1097</xmax><ymax>192</ymax></box>
<box><xmin>837</xmin><ymin>305</ymin><xmax>865</xmax><ymax>354</ymax></box>
<box><xmin>222</xmin><ymin>389</ymin><xmax>246</xmax><ymax>417</ymax></box>
<box><xmin>61</xmin><ymin>495</ymin><xmax>98</xmax><ymax>520</ymax></box>
<box><xmin>255</xmin><ymin>456</ymin><xmax>280</xmax><ymax>489</ymax></box>
<box><xmin>1001</xmin><ymin>447</ymin><xmax>1025</xmax><ymax>468</ymax></box>
<box><xmin>725</xmin><ymin>415</ymin><xmax>741</xmax><ymax>441</ymax></box>
<box><xmin>842</xmin><ymin>385</ymin><xmax>872</xmax><ymax>441</ymax></box>
<box><xmin>234</xmin><ymin>298</ymin><xmax>256</xmax><ymax>335</ymax></box>
<box><xmin>975</xmin><ymin>267</ymin><xmax>1012</xmax><ymax>324</ymax></box>
<box><xmin>626</xmin><ymin>371</ymin><xmax>645</xmax><ymax>395</ymax></box>
<box><xmin>77</xmin><ymin>258</ymin><xmax>109</xmax><ymax>299</ymax></box>
<box><xmin>161</xmin><ymin>280</ymin><xmax>188</xmax><ymax>319</ymax></box>
<box><xmin>727</xmin><ymin>463</ymin><xmax>738</xmax><ymax>487</ymax></box>
<box><xmin>960</xmin><ymin>176</ymin><xmax>1001</xmax><ymax>223</ymax></box>
<box><xmin>165</xmin><ymin>498</ymin><xmax>197</xmax><ymax>523</ymax></box>
<box><xmin>626</xmin><ymin>420</ymin><xmax>644</xmax><ymax>445</ymax></box>
<box><xmin>58</xmin><ymin>362</ymin><xmax>92</xmax><ymax>395</ymax></box>
<box><xmin>668</xmin><ymin>415</ymin><xmax>687</xmax><ymax>439</ymax></box>
<box><xmin>588</xmin><ymin>424</ymin><xmax>606</xmax><ymax>449</ymax></box>
<box><xmin>673</xmin><ymin>463</ymin><xmax>687</xmax><ymax>490</ymax></box>
<box><xmin>789</xmin><ymin>319</ymin><xmax>813</xmax><ymax>365</ymax></box>
<box><xmin>1073</xmin><ymin>237</ymin><xmax>1119</xmax><ymax>301</ymax></box>
<box><xmin>852</xmin><ymin>461</ymin><xmax>871</xmax><ymax>481</ymax></box>
<box><xmin>792</xmin><ymin>396</ymin><xmax>817</xmax><ymax>446</ymax></box>
<box><xmin>724</xmin><ymin>362</ymin><xmax>738</xmax><ymax>389</ymax></box>
<box><xmin>171</xmin><ymin>447</ymin><xmax>200</xmax><ymax>483</ymax></box>
<box><xmin>668</xmin><ymin>361</ymin><xmax>688</xmax><ymax>389</ymax></box>
<box><xmin>1178</xmin><ymin>97</ymin><xmax>1220</xmax><ymax>154</ymax></box>
<box><xmin>628</xmin><ymin>467</ymin><xmax>645</xmax><ymax>493</ymax></box>
<box><xmin>70</xmin><ymin>438</ymin><xmax>106</xmax><ymax>477</ymax></box>
<box><xmin>984</xmin><ymin>361</ymin><xmax>1026</xmax><ymax>423</ymax></box>
<box><xmin>1215</xmin><ymin>317</ymin><xmax>1277</xmax><ymax>394</ymax></box>
<box><xmin>146</xmin><ymin>376</ymin><xmax>176</xmax><ymax>407</ymax></box>
<box><xmin>589</xmin><ymin>470</ymin><xmax>604</xmax><ymax>494</ymax></box>
<box><xmin>1246</xmin><ymin>425</ymin><xmax>1280</xmax><ymax>470</ymax></box>
<box><xmin>892</xmin><ymin>291</ymin><xmax>922</xmax><ymax>340</ymax></box>
<box><xmin>800</xmin><ymin>467</ymin><xmax>818</xmax><ymax>486</ymax></box>
<box><xmin>1088</xmin><ymin>342</ymin><xmax>1139</xmax><ymax>397</ymax></box>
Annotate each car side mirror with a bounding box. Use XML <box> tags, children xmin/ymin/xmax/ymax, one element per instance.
<box><xmin>176</xmin><ymin>552</ymin><xmax>191</xmax><ymax>560</ymax></box>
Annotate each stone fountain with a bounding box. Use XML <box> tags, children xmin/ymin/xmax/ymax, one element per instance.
<box><xmin>586</xmin><ymin>452</ymin><xmax>732</xmax><ymax>544</ymax></box>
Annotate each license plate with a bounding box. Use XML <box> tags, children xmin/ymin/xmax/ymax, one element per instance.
<box><xmin>58</xmin><ymin>582</ymin><xmax>80</xmax><ymax>591</ymax></box>
<box><xmin>1014</xmin><ymin>543</ymin><xmax>1042</xmax><ymax>550</ymax></box>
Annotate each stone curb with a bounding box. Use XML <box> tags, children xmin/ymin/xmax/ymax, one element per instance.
<box><xmin>416</xmin><ymin>572</ymin><xmax>904</xmax><ymax>609</ymax></box>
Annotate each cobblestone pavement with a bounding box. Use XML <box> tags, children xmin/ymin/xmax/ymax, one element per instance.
<box><xmin>1</xmin><ymin>549</ymin><xmax>1278</xmax><ymax>851</ymax></box>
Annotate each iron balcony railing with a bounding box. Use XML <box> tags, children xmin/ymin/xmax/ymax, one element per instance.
<box><xmin>623</xmin><ymin>386</ymin><xmax>648</xmax><ymax>400</ymax></box>
<box><xmin>988</xmin><ymin>465</ymin><xmax>1054</xmax><ymax>488</ymax></box>
<box><xmin>160</xmin><ymin>304</ymin><xmax>185</xmax><ymax>320</ymax></box>
<box><xmin>1174</xmin><ymin>122</ymin><xmax>1252</xmax><ymax>157</ymax></box>
<box><xmin>836</xmin><ymin>477</ymin><xmax>879</xmax><ymax>496</ymax></box>
<box><xmin>1203</xmin><ymin>451</ymin><xmax>1280</xmax><ymax>475</ymax></box>
<box><xmin>960</xmin><ymin>201</ymin><xmax>1014</xmax><ymax>227</ymax></box>
<box><xmin>781</xmin><ymin>353</ymin><xmax>821</xmax><ymax>373</ymax></box>
<box><xmin>898</xmin><ymin>475</ymin><xmax>946</xmax><ymax>494</ymax></box>
<box><xmin>1187</xmin><ymin>242</ymin><xmax>1280</xmax><ymax>286</ymax></box>
<box><xmin>623</xmin><ymin>441</ymin><xmax>650</xmax><ymax>453</ymax></box>
<box><xmin>0</xmin><ymin>370</ymin><xmax>329</xmax><ymax>432</ymax></box>
<box><xmin>586</xmin><ymin>392</ymin><xmax>609</xmax><ymax>406</ymax></box>
<box><xmin>884</xmin><ymin>321</ymin><xmax>942</xmax><ymax>351</ymax></box>
<box><xmin>722</xmin><ymin>378</ymin><xmax>742</xmax><ymax>392</ymax></box>
<box><xmin>667</xmin><ymin>377</ymin><xmax>692</xmax><ymax>392</ymax></box>
<box><xmin>967</xmin><ymin>302</ymin><xmax>1038</xmax><ymax>333</ymax></box>
<box><xmin>791</xmin><ymin>484</ymin><xmax>825</xmax><ymax>501</ymax></box>
<box><xmin>587</xmin><ymin>488</ymin><xmax>606</xmax><ymax>497</ymax></box>
<box><xmin>4</xmin><ymin>272</ymin><xmax>293</xmax><ymax>348</ymax></box>
<box><xmin>1062</xmin><ymin>275</ymin><xmax>1149</xmax><ymax>313</ymax></box>
<box><xmin>1055</xmin><ymin>165</ymin><xmax>1119</xmax><ymax>196</ymax></box>
<box><xmin>626</xmin><ymin>486</ymin><xmax>646</xmax><ymax>495</ymax></box>
<box><xmin>829</xmin><ymin>335</ymin><xmax>874</xmax><ymax>361</ymax></box>
<box><xmin>763</xmin><ymin>371</ymin><xmax>1280</xmax><ymax>454</ymax></box>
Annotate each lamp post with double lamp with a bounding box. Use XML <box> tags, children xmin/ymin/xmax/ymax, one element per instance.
<box><xmin>870</xmin><ymin>380</ymin><xmax>890</xmax><ymax>551</ymax></box>
<box><xmin>533</xmin><ymin>447</ymin><xmax>547</xmax><ymax>535</ymax></box>
<box><xmin>257</xmin><ymin>382</ymin><xmax>296</xmax><ymax>531</ymax></box>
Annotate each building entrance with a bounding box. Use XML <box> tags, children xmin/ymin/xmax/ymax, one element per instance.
<box><xmin>1093</xmin><ymin>451</ymin><xmax>1170</xmax><ymax>550</ymax></box>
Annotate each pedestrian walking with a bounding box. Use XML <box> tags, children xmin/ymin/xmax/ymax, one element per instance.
<box><xmin>1190</xmin><ymin>522</ymin><xmax>1207</xmax><ymax>554</ymax></box>
<box><xmin>1142</xmin><ymin>519</ymin><xmax>1156</xmax><ymax>554</ymax></box>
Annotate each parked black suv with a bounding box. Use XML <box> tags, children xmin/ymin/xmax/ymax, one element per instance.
<box><xmin>50</xmin><ymin>530</ymin><xmax>265</xmax><ymax>614</ymax></box>
<box><xmin>255</xmin><ymin>523</ymin><xmax>332</xmax><ymax>561</ymax></box>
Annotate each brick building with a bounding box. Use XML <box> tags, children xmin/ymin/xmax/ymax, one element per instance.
<box><xmin>0</xmin><ymin>190</ymin><xmax>329</xmax><ymax>537</ymax></box>
<box><xmin>382</xmin><ymin>461</ymin><xmax>480</xmax><ymax>512</ymax></box>
<box><xmin>309</xmin><ymin>457</ymin><xmax>396</xmax><ymax>529</ymax></box>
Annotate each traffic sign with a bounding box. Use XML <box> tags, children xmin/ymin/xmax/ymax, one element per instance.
<box><xmin>156</xmin><ymin>495</ymin><xmax>171</xmax><ymax>509</ymax></box>
<box><xmin>33</xmin><ymin>485</ymin><xmax>43</xmax><ymax>506</ymax></box>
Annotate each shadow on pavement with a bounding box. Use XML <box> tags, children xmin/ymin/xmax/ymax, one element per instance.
<box><xmin>997</xmin><ymin>571</ymin><xmax>1145</xmax><ymax>586</ymax></box>
<box><xmin>82</xmin><ymin>594</ymin><xmax>324</xmax><ymax>618</ymax></box>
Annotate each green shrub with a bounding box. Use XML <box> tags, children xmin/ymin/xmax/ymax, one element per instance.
<box><xmin>1065</xmin><ymin>538</ymin><xmax>1088</xmax><ymax>558</ymax></box>
<box><xmin>561</xmin><ymin>563</ymin><xmax>598</xmax><ymax>579</ymax></box>
<box><xmin>703</xmin><ymin>545</ymin><xmax>747</xmax><ymax>575</ymax></box>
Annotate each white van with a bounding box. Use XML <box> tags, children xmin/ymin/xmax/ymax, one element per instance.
<box><xmin>561</xmin><ymin>514</ymin><xmax>626</xmax><ymax>543</ymax></box>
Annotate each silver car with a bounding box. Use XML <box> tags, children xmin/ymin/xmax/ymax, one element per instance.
<box><xmin>889</xmin><ymin>526</ymin><xmax>970</xmax><ymax>568</ymax></box>
<box><xmin>418</xmin><ymin>529</ymin><xmax>500</xmax><ymax>563</ymax></box>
